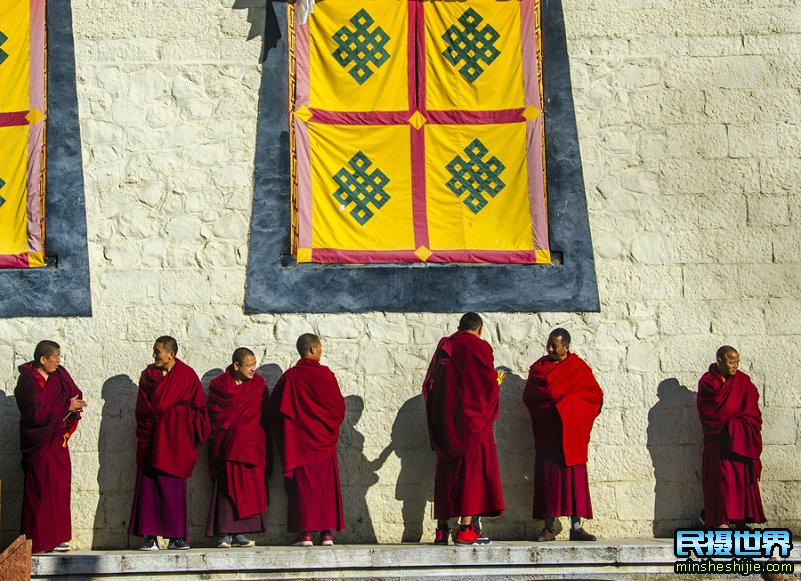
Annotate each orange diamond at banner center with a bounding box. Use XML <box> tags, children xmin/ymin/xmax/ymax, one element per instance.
<box><xmin>408</xmin><ymin>111</ymin><xmax>427</xmax><ymax>130</ymax></box>
<box><xmin>26</xmin><ymin>108</ymin><xmax>44</xmax><ymax>125</ymax></box>
<box><xmin>414</xmin><ymin>245</ymin><xmax>433</xmax><ymax>262</ymax></box>
<box><xmin>522</xmin><ymin>104</ymin><xmax>541</xmax><ymax>121</ymax></box>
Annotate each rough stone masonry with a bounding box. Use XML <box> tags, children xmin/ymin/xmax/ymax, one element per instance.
<box><xmin>1</xmin><ymin>0</ymin><xmax>801</xmax><ymax>549</ymax></box>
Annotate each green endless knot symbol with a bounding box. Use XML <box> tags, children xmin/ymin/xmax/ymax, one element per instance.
<box><xmin>446</xmin><ymin>139</ymin><xmax>506</xmax><ymax>214</ymax></box>
<box><xmin>332</xmin><ymin>9</ymin><xmax>390</xmax><ymax>85</ymax></box>
<box><xmin>442</xmin><ymin>8</ymin><xmax>500</xmax><ymax>83</ymax></box>
<box><xmin>0</xmin><ymin>178</ymin><xmax>6</xmax><ymax>208</ymax></box>
<box><xmin>332</xmin><ymin>151</ymin><xmax>391</xmax><ymax>226</ymax></box>
<box><xmin>0</xmin><ymin>31</ymin><xmax>8</xmax><ymax>66</ymax></box>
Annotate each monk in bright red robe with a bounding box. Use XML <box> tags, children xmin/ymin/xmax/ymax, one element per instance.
<box><xmin>205</xmin><ymin>347</ymin><xmax>270</xmax><ymax>548</ymax></box>
<box><xmin>423</xmin><ymin>312</ymin><xmax>504</xmax><ymax>546</ymax></box>
<box><xmin>269</xmin><ymin>333</ymin><xmax>345</xmax><ymax>546</ymax></box>
<box><xmin>524</xmin><ymin>328</ymin><xmax>602</xmax><ymax>542</ymax></box>
<box><xmin>129</xmin><ymin>336</ymin><xmax>210</xmax><ymax>551</ymax></box>
<box><xmin>15</xmin><ymin>340</ymin><xmax>86</xmax><ymax>553</ymax></box>
<box><xmin>698</xmin><ymin>346</ymin><xmax>765</xmax><ymax>528</ymax></box>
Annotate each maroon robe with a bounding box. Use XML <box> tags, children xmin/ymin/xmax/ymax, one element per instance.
<box><xmin>269</xmin><ymin>358</ymin><xmax>345</xmax><ymax>532</ymax></box>
<box><xmin>129</xmin><ymin>359</ymin><xmax>210</xmax><ymax>538</ymax></box>
<box><xmin>697</xmin><ymin>366</ymin><xmax>765</xmax><ymax>526</ymax></box>
<box><xmin>15</xmin><ymin>363</ymin><xmax>82</xmax><ymax>553</ymax></box>
<box><xmin>205</xmin><ymin>368</ymin><xmax>270</xmax><ymax>536</ymax></box>
<box><xmin>423</xmin><ymin>332</ymin><xmax>504</xmax><ymax>520</ymax></box>
<box><xmin>523</xmin><ymin>353</ymin><xmax>603</xmax><ymax>519</ymax></box>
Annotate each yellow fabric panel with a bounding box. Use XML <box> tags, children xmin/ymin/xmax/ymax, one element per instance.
<box><xmin>536</xmin><ymin>249</ymin><xmax>551</xmax><ymax>264</ymax></box>
<box><xmin>425</xmin><ymin>0</ymin><xmax>523</xmax><ymax>111</ymax></box>
<box><xmin>28</xmin><ymin>251</ymin><xmax>44</xmax><ymax>267</ymax></box>
<box><xmin>309</xmin><ymin>122</ymin><xmax>414</xmax><ymax>251</ymax></box>
<box><xmin>0</xmin><ymin>125</ymin><xmax>30</xmax><ymax>254</ymax></box>
<box><xmin>297</xmin><ymin>248</ymin><xmax>312</xmax><ymax>263</ymax></box>
<box><xmin>0</xmin><ymin>0</ymin><xmax>31</xmax><ymax>111</ymax></box>
<box><xmin>426</xmin><ymin>122</ymin><xmax>533</xmax><ymax>251</ymax></box>
<box><xmin>309</xmin><ymin>0</ymin><xmax>408</xmax><ymax>112</ymax></box>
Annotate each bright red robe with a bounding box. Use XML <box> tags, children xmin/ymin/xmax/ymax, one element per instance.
<box><xmin>697</xmin><ymin>366</ymin><xmax>765</xmax><ymax>525</ymax></box>
<box><xmin>206</xmin><ymin>368</ymin><xmax>269</xmax><ymax>520</ymax></box>
<box><xmin>15</xmin><ymin>363</ymin><xmax>82</xmax><ymax>553</ymax></box>
<box><xmin>270</xmin><ymin>358</ymin><xmax>345</xmax><ymax>531</ymax></box>
<box><xmin>135</xmin><ymin>359</ymin><xmax>210</xmax><ymax>478</ymax></box>
<box><xmin>423</xmin><ymin>332</ymin><xmax>504</xmax><ymax>519</ymax></box>
<box><xmin>523</xmin><ymin>353</ymin><xmax>602</xmax><ymax>518</ymax></box>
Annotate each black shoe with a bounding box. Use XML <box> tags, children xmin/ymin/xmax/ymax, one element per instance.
<box><xmin>139</xmin><ymin>536</ymin><xmax>159</xmax><ymax>551</ymax></box>
<box><xmin>168</xmin><ymin>538</ymin><xmax>190</xmax><ymax>550</ymax></box>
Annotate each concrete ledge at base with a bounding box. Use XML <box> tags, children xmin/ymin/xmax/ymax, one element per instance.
<box><xmin>31</xmin><ymin>540</ymin><xmax>684</xmax><ymax>579</ymax></box>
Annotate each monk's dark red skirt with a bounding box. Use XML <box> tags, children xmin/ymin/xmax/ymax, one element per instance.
<box><xmin>206</xmin><ymin>472</ymin><xmax>266</xmax><ymax>537</ymax></box>
<box><xmin>129</xmin><ymin>466</ymin><xmax>187</xmax><ymax>540</ymax></box>
<box><xmin>284</xmin><ymin>453</ymin><xmax>344</xmax><ymax>532</ymax></box>
<box><xmin>533</xmin><ymin>447</ymin><xmax>592</xmax><ymax>519</ymax></box>
<box><xmin>21</xmin><ymin>435</ymin><xmax>72</xmax><ymax>553</ymax></box>
<box><xmin>434</xmin><ymin>430</ymin><xmax>504</xmax><ymax>520</ymax></box>
<box><xmin>702</xmin><ymin>446</ymin><xmax>765</xmax><ymax>525</ymax></box>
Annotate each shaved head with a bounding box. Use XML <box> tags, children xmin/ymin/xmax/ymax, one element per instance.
<box><xmin>458</xmin><ymin>312</ymin><xmax>483</xmax><ymax>332</ymax></box>
<box><xmin>232</xmin><ymin>347</ymin><xmax>255</xmax><ymax>366</ymax></box>
<box><xmin>716</xmin><ymin>345</ymin><xmax>738</xmax><ymax>362</ymax></box>
<box><xmin>33</xmin><ymin>340</ymin><xmax>60</xmax><ymax>363</ymax></box>
<box><xmin>155</xmin><ymin>335</ymin><xmax>178</xmax><ymax>356</ymax></box>
<box><xmin>296</xmin><ymin>333</ymin><xmax>321</xmax><ymax>358</ymax></box>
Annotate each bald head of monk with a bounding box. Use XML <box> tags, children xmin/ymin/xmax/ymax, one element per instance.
<box><xmin>232</xmin><ymin>347</ymin><xmax>257</xmax><ymax>382</ymax></box>
<box><xmin>716</xmin><ymin>345</ymin><xmax>739</xmax><ymax>379</ymax></box>
<box><xmin>153</xmin><ymin>335</ymin><xmax>178</xmax><ymax>372</ymax></box>
<box><xmin>297</xmin><ymin>333</ymin><xmax>322</xmax><ymax>362</ymax></box>
<box><xmin>546</xmin><ymin>328</ymin><xmax>571</xmax><ymax>362</ymax></box>
<box><xmin>459</xmin><ymin>312</ymin><xmax>483</xmax><ymax>336</ymax></box>
<box><xmin>33</xmin><ymin>340</ymin><xmax>61</xmax><ymax>376</ymax></box>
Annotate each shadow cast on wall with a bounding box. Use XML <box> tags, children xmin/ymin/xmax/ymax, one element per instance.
<box><xmin>647</xmin><ymin>378</ymin><xmax>703</xmax><ymax>537</ymax></box>
<box><xmin>0</xmin><ymin>390</ymin><xmax>22</xmax><ymax>548</ymax></box>
<box><xmin>93</xmin><ymin>375</ymin><xmax>138</xmax><ymax>549</ymax></box>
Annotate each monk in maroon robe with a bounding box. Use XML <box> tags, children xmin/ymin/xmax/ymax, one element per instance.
<box><xmin>206</xmin><ymin>347</ymin><xmax>270</xmax><ymax>548</ymax></box>
<box><xmin>129</xmin><ymin>336</ymin><xmax>210</xmax><ymax>551</ymax></box>
<box><xmin>423</xmin><ymin>312</ymin><xmax>504</xmax><ymax>546</ymax></box>
<box><xmin>269</xmin><ymin>333</ymin><xmax>345</xmax><ymax>546</ymax></box>
<box><xmin>523</xmin><ymin>328</ymin><xmax>603</xmax><ymax>542</ymax></box>
<box><xmin>698</xmin><ymin>346</ymin><xmax>765</xmax><ymax>528</ymax></box>
<box><xmin>15</xmin><ymin>340</ymin><xmax>86</xmax><ymax>553</ymax></box>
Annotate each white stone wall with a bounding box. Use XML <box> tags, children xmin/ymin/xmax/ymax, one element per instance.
<box><xmin>1</xmin><ymin>0</ymin><xmax>800</xmax><ymax>548</ymax></box>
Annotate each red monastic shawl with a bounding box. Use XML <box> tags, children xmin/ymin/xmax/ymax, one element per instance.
<box><xmin>269</xmin><ymin>358</ymin><xmax>345</xmax><ymax>475</ymax></box>
<box><xmin>207</xmin><ymin>367</ymin><xmax>270</xmax><ymax>517</ymax></box>
<box><xmin>15</xmin><ymin>363</ymin><xmax>82</xmax><ymax>469</ymax></box>
<box><xmin>523</xmin><ymin>353</ymin><xmax>603</xmax><ymax>467</ymax></box>
<box><xmin>135</xmin><ymin>359</ymin><xmax>210</xmax><ymax>479</ymax></box>
<box><xmin>422</xmin><ymin>332</ymin><xmax>499</xmax><ymax>461</ymax></box>
<box><xmin>697</xmin><ymin>366</ymin><xmax>762</xmax><ymax>473</ymax></box>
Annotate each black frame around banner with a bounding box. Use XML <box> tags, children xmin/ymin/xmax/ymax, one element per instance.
<box><xmin>245</xmin><ymin>0</ymin><xmax>600</xmax><ymax>313</ymax></box>
<box><xmin>0</xmin><ymin>0</ymin><xmax>91</xmax><ymax>318</ymax></box>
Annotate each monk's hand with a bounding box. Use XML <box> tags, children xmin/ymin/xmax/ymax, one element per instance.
<box><xmin>68</xmin><ymin>395</ymin><xmax>87</xmax><ymax>412</ymax></box>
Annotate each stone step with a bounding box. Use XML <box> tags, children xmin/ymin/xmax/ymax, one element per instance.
<box><xmin>30</xmin><ymin>539</ymin><xmax>785</xmax><ymax>580</ymax></box>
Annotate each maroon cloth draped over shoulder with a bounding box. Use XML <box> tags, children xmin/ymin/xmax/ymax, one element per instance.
<box><xmin>523</xmin><ymin>353</ymin><xmax>603</xmax><ymax>467</ymax></box>
<box><xmin>16</xmin><ymin>363</ymin><xmax>82</xmax><ymax>468</ymax></box>
<box><xmin>135</xmin><ymin>359</ymin><xmax>210</xmax><ymax>479</ymax></box>
<box><xmin>697</xmin><ymin>365</ymin><xmax>765</xmax><ymax>524</ymax></box>
<box><xmin>269</xmin><ymin>358</ymin><xmax>345</xmax><ymax>475</ymax></box>
<box><xmin>207</xmin><ymin>368</ymin><xmax>270</xmax><ymax>519</ymax></box>
<box><xmin>422</xmin><ymin>332</ymin><xmax>499</xmax><ymax>461</ymax></box>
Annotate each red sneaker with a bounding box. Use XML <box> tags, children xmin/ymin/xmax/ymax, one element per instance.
<box><xmin>434</xmin><ymin>528</ymin><xmax>450</xmax><ymax>545</ymax></box>
<box><xmin>470</xmin><ymin>522</ymin><xmax>492</xmax><ymax>545</ymax></box>
<box><xmin>321</xmin><ymin>531</ymin><xmax>334</xmax><ymax>546</ymax></box>
<box><xmin>291</xmin><ymin>532</ymin><xmax>313</xmax><ymax>547</ymax></box>
<box><xmin>454</xmin><ymin>527</ymin><xmax>480</xmax><ymax>545</ymax></box>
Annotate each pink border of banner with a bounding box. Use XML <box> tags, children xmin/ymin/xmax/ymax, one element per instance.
<box><xmin>27</xmin><ymin>0</ymin><xmax>45</xmax><ymax>254</ymax></box>
<box><xmin>520</xmin><ymin>0</ymin><xmax>549</xmax><ymax>254</ymax></box>
<box><xmin>310</xmin><ymin>247</ymin><xmax>539</xmax><ymax>264</ymax></box>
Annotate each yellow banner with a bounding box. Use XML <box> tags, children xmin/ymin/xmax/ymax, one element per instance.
<box><xmin>0</xmin><ymin>125</ymin><xmax>30</xmax><ymax>255</ymax></box>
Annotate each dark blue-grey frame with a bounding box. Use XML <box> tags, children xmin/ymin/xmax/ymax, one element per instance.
<box><xmin>245</xmin><ymin>0</ymin><xmax>598</xmax><ymax>313</ymax></box>
<box><xmin>0</xmin><ymin>0</ymin><xmax>91</xmax><ymax>318</ymax></box>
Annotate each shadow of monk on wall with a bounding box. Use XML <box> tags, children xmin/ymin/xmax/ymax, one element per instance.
<box><xmin>0</xmin><ymin>389</ymin><xmax>22</xmax><ymax>549</ymax></box>
<box><xmin>92</xmin><ymin>375</ymin><xmax>138</xmax><ymax>549</ymax></box>
<box><xmin>647</xmin><ymin>378</ymin><xmax>703</xmax><ymax>537</ymax></box>
<box><xmin>491</xmin><ymin>371</ymin><xmax>537</xmax><ymax>540</ymax></box>
<box><xmin>339</xmin><ymin>395</ymin><xmax>385</xmax><ymax>543</ymax></box>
